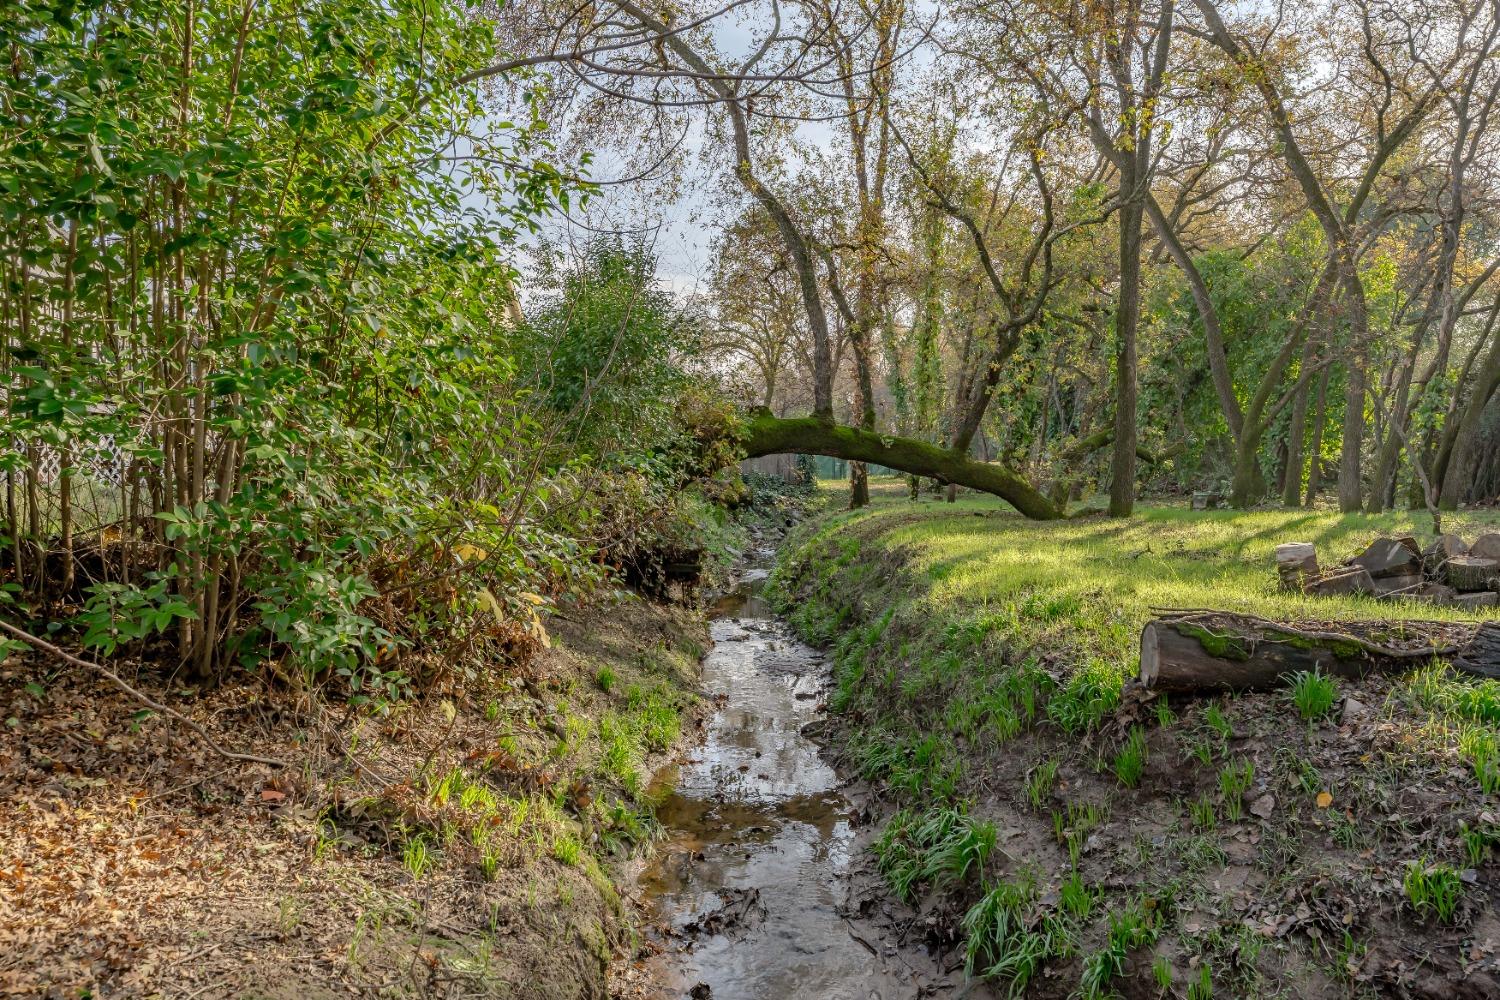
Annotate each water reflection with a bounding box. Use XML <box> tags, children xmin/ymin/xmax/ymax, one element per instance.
<box><xmin>638</xmin><ymin>573</ymin><xmax>912</xmax><ymax>1000</ymax></box>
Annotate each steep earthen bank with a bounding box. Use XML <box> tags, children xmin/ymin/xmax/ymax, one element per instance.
<box><xmin>1</xmin><ymin>596</ymin><xmax>709</xmax><ymax>1000</ymax></box>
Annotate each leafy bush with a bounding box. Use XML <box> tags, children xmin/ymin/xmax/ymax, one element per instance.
<box><xmin>0</xmin><ymin>0</ymin><xmax>612</xmax><ymax>702</ymax></box>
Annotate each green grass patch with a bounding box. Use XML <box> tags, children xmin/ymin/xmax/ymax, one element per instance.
<box><xmin>774</xmin><ymin>489</ymin><xmax>1500</xmax><ymax>986</ymax></box>
<box><xmin>774</xmin><ymin>496</ymin><xmax>1500</xmax><ymax>808</ymax></box>
<box><xmin>1289</xmin><ymin>669</ymin><xmax>1338</xmax><ymax>720</ymax></box>
<box><xmin>1403</xmin><ymin>858</ymin><xmax>1463</xmax><ymax>923</ymax></box>
<box><xmin>875</xmin><ymin>804</ymin><xmax>997</xmax><ymax>901</ymax></box>
<box><xmin>1112</xmin><ymin>726</ymin><xmax>1148</xmax><ymax>788</ymax></box>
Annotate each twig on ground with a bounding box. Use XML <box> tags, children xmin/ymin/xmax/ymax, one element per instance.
<box><xmin>0</xmin><ymin>618</ymin><xmax>288</xmax><ymax>768</ymax></box>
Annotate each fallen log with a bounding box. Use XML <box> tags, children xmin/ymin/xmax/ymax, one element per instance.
<box><xmin>1138</xmin><ymin>610</ymin><xmax>1500</xmax><ymax>693</ymax></box>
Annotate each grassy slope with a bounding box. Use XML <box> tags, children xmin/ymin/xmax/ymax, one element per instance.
<box><xmin>773</xmin><ymin>483</ymin><xmax>1500</xmax><ymax>1000</ymax></box>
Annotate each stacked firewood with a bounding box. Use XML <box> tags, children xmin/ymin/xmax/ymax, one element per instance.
<box><xmin>1275</xmin><ymin>534</ymin><xmax>1500</xmax><ymax>610</ymax></box>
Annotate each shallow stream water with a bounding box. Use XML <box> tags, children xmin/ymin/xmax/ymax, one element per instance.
<box><xmin>635</xmin><ymin>557</ymin><xmax>955</xmax><ymax>1000</ymax></box>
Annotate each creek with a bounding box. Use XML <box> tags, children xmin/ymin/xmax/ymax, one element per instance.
<box><xmin>635</xmin><ymin>555</ymin><xmax>965</xmax><ymax>1000</ymax></box>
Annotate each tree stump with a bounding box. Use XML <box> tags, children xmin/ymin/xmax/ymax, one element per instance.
<box><xmin>1447</xmin><ymin>557</ymin><xmax>1499</xmax><ymax>593</ymax></box>
<box><xmin>1274</xmin><ymin>542</ymin><xmax>1319</xmax><ymax>591</ymax></box>
<box><xmin>1423</xmin><ymin>535</ymin><xmax>1469</xmax><ymax>579</ymax></box>
<box><xmin>1472</xmin><ymin>534</ymin><xmax>1500</xmax><ymax>561</ymax></box>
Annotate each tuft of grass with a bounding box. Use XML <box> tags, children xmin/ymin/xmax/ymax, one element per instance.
<box><xmin>875</xmin><ymin>805</ymin><xmax>997</xmax><ymax>902</ymax></box>
<box><xmin>479</xmin><ymin>839</ymin><xmax>504</xmax><ymax>881</ymax></box>
<box><xmin>1289</xmin><ymin>669</ymin><xmax>1338</xmax><ymax>720</ymax></box>
<box><xmin>1152</xmin><ymin>954</ymin><xmax>1173</xmax><ymax>991</ymax></box>
<box><xmin>1189</xmin><ymin>794</ymin><xmax>1217</xmax><ymax>831</ymax></box>
<box><xmin>1204</xmin><ymin>704</ymin><xmax>1233</xmax><ymax>743</ymax></box>
<box><xmin>1403</xmin><ymin>858</ymin><xmax>1463</xmax><ymax>923</ymax></box>
<box><xmin>1053</xmin><ymin>801</ymin><xmax>1106</xmax><ymax>866</ymax></box>
<box><xmin>962</xmin><ymin>876</ymin><xmax>1074</xmax><ymax>992</ymax></box>
<box><xmin>1460</xmin><ymin>726</ymin><xmax>1500</xmax><ymax>795</ymax></box>
<box><xmin>1330</xmin><ymin>813</ymin><xmax>1368</xmax><ymax>851</ymax></box>
<box><xmin>428</xmin><ymin>765</ymin><xmax>465</xmax><ymax>806</ymax></box>
<box><xmin>1078</xmin><ymin>900</ymin><xmax>1159</xmax><ymax>1000</ymax></box>
<box><xmin>1059</xmin><ymin>870</ymin><xmax>1095</xmax><ymax>921</ymax></box>
<box><xmin>1461</xmin><ymin>820</ymin><xmax>1500</xmax><ymax>866</ymax></box>
<box><xmin>1047</xmin><ymin>659</ymin><xmax>1123</xmax><ymax>734</ymax></box>
<box><xmin>1155</xmin><ymin>698</ymin><xmax>1177</xmax><ymax>728</ymax></box>
<box><xmin>1113</xmin><ymin>725</ymin><xmax>1148</xmax><ymax>788</ymax></box>
<box><xmin>551</xmin><ymin>831</ymin><xmax>583</xmax><ymax>866</ymax></box>
<box><xmin>1332</xmin><ymin>931</ymin><xmax>1367</xmax><ymax>983</ymax></box>
<box><xmin>1186</xmin><ymin>964</ymin><xmax>1214</xmax><ymax>1000</ymax></box>
<box><xmin>595</xmin><ymin>665</ymin><xmax>617</xmax><ymax>692</ymax></box>
<box><xmin>1026</xmin><ymin>758</ymin><xmax>1060</xmax><ymax>810</ymax></box>
<box><xmin>1183</xmin><ymin>735</ymin><xmax>1217</xmax><ymax>767</ymax></box>
<box><xmin>1276</xmin><ymin>747</ymin><xmax>1322</xmax><ymax>796</ymax></box>
<box><xmin>402</xmin><ymin>834</ymin><xmax>433</xmax><ymax>880</ymax></box>
<box><xmin>1217</xmin><ymin>759</ymin><xmax>1255</xmax><ymax>822</ymax></box>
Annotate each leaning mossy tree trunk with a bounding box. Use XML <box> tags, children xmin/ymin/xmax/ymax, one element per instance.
<box><xmin>741</xmin><ymin>410</ymin><xmax>1062</xmax><ymax>520</ymax></box>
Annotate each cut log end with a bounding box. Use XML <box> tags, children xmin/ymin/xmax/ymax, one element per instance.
<box><xmin>1448</xmin><ymin>557</ymin><xmax>1499</xmax><ymax>593</ymax></box>
<box><xmin>1140</xmin><ymin>621</ymin><xmax>1162</xmax><ymax>688</ymax></box>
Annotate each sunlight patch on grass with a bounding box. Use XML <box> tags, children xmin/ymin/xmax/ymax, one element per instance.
<box><xmin>821</xmin><ymin>498</ymin><xmax>1500</xmax><ymax>681</ymax></box>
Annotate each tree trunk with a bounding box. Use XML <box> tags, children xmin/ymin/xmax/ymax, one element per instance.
<box><xmin>1229</xmin><ymin>438</ymin><xmax>1263</xmax><ymax>509</ymax></box>
<box><xmin>742</xmin><ymin>411</ymin><xmax>1061</xmax><ymax>519</ymax></box>
<box><xmin>1110</xmin><ymin>195</ymin><xmax>1145</xmax><ymax>518</ymax></box>
<box><xmin>1303</xmin><ymin>364</ymin><xmax>1332</xmax><ymax>506</ymax></box>
<box><xmin>848</xmin><ymin>319</ymin><xmax>876</xmax><ymax>509</ymax></box>
<box><xmin>1336</xmin><ymin>258</ymin><xmax>1371</xmax><ymax>514</ymax></box>
<box><xmin>1367</xmin><ymin>323</ymin><xmax>1425</xmax><ymax>512</ymax></box>
<box><xmin>1280</xmin><ymin>329</ymin><xmax>1322</xmax><ymax>507</ymax></box>
<box><xmin>618</xmin><ymin>0</ymin><xmax>837</xmax><ymax>420</ymax></box>
<box><xmin>1441</xmin><ymin>322</ymin><xmax>1500</xmax><ymax>508</ymax></box>
<box><xmin>849</xmin><ymin>461</ymin><xmax>870</xmax><ymax>508</ymax></box>
<box><xmin>1144</xmin><ymin>195</ymin><xmax>1244</xmax><ymax>442</ymax></box>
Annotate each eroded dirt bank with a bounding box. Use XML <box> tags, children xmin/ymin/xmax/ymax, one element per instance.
<box><xmin>0</xmin><ymin>596</ymin><xmax>708</xmax><ymax>999</ymax></box>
